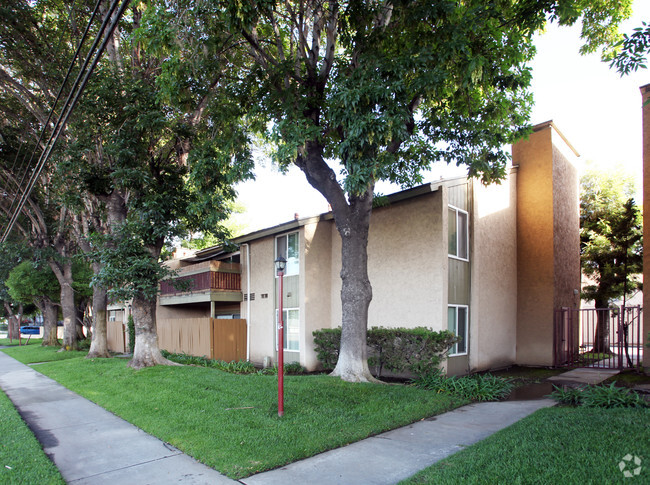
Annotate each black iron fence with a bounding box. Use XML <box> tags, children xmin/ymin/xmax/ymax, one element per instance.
<box><xmin>554</xmin><ymin>306</ymin><xmax>643</xmax><ymax>369</ymax></box>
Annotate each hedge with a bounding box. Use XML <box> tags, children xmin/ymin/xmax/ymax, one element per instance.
<box><xmin>312</xmin><ymin>326</ymin><xmax>458</xmax><ymax>377</ymax></box>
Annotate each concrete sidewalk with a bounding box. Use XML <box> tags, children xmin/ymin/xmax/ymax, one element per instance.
<box><xmin>0</xmin><ymin>350</ymin><xmax>616</xmax><ymax>485</ymax></box>
<box><xmin>0</xmin><ymin>351</ymin><xmax>237</xmax><ymax>485</ymax></box>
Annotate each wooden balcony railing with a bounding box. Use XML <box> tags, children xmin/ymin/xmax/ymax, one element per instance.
<box><xmin>160</xmin><ymin>262</ymin><xmax>241</xmax><ymax>295</ymax></box>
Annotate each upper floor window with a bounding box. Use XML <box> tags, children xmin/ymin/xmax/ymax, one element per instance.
<box><xmin>448</xmin><ymin>206</ymin><xmax>468</xmax><ymax>261</ymax></box>
<box><xmin>276</xmin><ymin>232</ymin><xmax>299</xmax><ymax>276</ymax></box>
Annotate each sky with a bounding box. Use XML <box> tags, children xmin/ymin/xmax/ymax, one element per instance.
<box><xmin>234</xmin><ymin>1</ymin><xmax>650</xmax><ymax>233</ymax></box>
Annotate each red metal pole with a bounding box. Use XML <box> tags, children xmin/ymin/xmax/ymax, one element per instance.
<box><xmin>278</xmin><ymin>270</ymin><xmax>284</xmax><ymax>417</ymax></box>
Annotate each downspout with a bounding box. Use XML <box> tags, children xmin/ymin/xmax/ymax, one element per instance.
<box><xmin>243</xmin><ymin>243</ymin><xmax>251</xmax><ymax>361</ymax></box>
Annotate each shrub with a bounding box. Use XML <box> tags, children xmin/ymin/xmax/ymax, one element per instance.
<box><xmin>284</xmin><ymin>361</ymin><xmax>307</xmax><ymax>375</ymax></box>
<box><xmin>550</xmin><ymin>382</ymin><xmax>648</xmax><ymax>408</ymax></box>
<box><xmin>412</xmin><ymin>369</ymin><xmax>514</xmax><ymax>402</ymax></box>
<box><xmin>312</xmin><ymin>326</ymin><xmax>458</xmax><ymax>377</ymax></box>
<box><xmin>312</xmin><ymin>328</ymin><xmax>341</xmax><ymax>371</ymax></box>
<box><xmin>161</xmin><ymin>350</ymin><xmax>257</xmax><ymax>374</ymax></box>
<box><xmin>127</xmin><ymin>315</ymin><xmax>135</xmax><ymax>354</ymax></box>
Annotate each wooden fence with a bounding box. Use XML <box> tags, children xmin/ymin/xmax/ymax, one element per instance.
<box><xmin>157</xmin><ymin>317</ymin><xmax>247</xmax><ymax>362</ymax></box>
<box><xmin>211</xmin><ymin>318</ymin><xmax>247</xmax><ymax>362</ymax></box>
<box><xmin>107</xmin><ymin>320</ymin><xmax>128</xmax><ymax>353</ymax></box>
<box><xmin>106</xmin><ymin>317</ymin><xmax>247</xmax><ymax>362</ymax></box>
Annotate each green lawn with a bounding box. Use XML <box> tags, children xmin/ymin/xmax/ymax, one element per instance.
<box><xmin>0</xmin><ymin>338</ymin><xmax>44</xmax><ymax>347</ymax></box>
<box><xmin>401</xmin><ymin>406</ymin><xmax>649</xmax><ymax>484</ymax></box>
<box><xmin>1</xmin><ymin>347</ymin><xmax>465</xmax><ymax>479</ymax></box>
<box><xmin>0</xmin><ymin>391</ymin><xmax>64</xmax><ymax>484</ymax></box>
<box><xmin>2</xmin><ymin>345</ymin><xmax>87</xmax><ymax>364</ymax></box>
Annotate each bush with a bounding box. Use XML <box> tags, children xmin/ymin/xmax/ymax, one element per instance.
<box><xmin>312</xmin><ymin>326</ymin><xmax>458</xmax><ymax>377</ymax></box>
<box><xmin>127</xmin><ymin>315</ymin><xmax>135</xmax><ymax>354</ymax></box>
<box><xmin>551</xmin><ymin>382</ymin><xmax>648</xmax><ymax>408</ymax></box>
<box><xmin>312</xmin><ymin>328</ymin><xmax>340</xmax><ymax>371</ymax></box>
<box><xmin>161</xmin><ymin>350</ymin><xmax>257</xmax><ymax>374</ymax></box>
<box><xmin>412</xmin><ymin>369</ymin><xmax>514</xmax><ymax>402</ymax></box>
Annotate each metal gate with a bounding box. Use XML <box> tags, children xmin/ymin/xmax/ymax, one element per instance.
<box><xmin>553</xmin><ymin>306</ymin><xmax>643</xmax><ymax>369</ymax></box>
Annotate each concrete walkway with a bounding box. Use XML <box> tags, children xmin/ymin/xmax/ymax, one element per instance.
<box><xmin>0</xmin><ymin>351</ymin><xmax>237</xmax><ymax>485</ymax></box>
<box><xmin>0</xmin><ymin>350</ymin><xmax>617</xmax><ymax>485</ymax></box>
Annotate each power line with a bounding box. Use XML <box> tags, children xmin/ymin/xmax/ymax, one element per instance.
<box><xmin>1</xmin><ymin>0</ymin><xmax>131</xmax><ymax>242</ymax></box>
<box><xmin>3</xmin><ymin>0</ymin><xmax>108</xmax><ymax>226</ymax></box>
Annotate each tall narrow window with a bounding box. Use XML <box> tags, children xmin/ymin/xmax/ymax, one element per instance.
<box><xmin>276</xmin><ymin>232</ymin><xmax>299</xmax><ymax>276</ymax></box>
<box><xmin>277</xmin><ymin>308</ymin><xmax>300</xmax><ymax>351</ymax></box>
<box><xmin>448</xmin><ymin>305</ymin><xmax>468</xmax><ymax>355</ymax></box>
<box><xmin>448</xmin><ymin>206</ymin><xmax>469</xmax><ymax>260</ymax></box>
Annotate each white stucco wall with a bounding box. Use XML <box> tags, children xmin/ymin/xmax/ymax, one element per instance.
<box><xmin>470</xmin><ymin>174</ymin><xmax>518</xmax><ymax>371</ymax></box>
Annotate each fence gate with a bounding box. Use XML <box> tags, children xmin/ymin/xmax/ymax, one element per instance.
<box><xmin>554</xmin><ymin>306</ymin><xmax>643</xmax><ymax>369</ymax></box>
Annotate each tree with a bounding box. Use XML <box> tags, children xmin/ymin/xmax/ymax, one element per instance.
<box><xmin>580</xmin><ymin>165</ymin><xmax>643</xmax><ymax>353</ymax></box>
<box><xmin>217</xmin><ymin>0</ymin><xmax>632</xmax><ymax>382</ymax></box>
<box><xmin>5</xmin><ymin>260</ymin><xmax>61</xmax><ymax>345</ymax></box>
<box><xmin>66</xmin><ymin>0</ymin><xmax>254</xmax><ymax>369</ymax></box>
<box><xmin>608</xmin><ymin>21</ymin><xmax>650</xmax><ymax>75</ymax></box>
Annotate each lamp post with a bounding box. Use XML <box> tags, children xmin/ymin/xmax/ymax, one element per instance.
<box><xmin>275</xmin><ymin>256</ymin><xmax>286</xmax><ymax>417</ymax></box>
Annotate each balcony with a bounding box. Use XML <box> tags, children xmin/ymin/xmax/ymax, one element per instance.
<box><xmin>159</xmin><ymin>261</ymin><xmax>242</xmax><ymax>305</ymax></box>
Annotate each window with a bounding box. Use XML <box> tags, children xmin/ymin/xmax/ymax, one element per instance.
<box><xmin>448</xmin><ymin>305</ymin><xmax>468</xmax><ymax>356</ymax></box>
<box><xmin>276</xmin><ymin>308</ymin><xmax>300</xmax><ymax>351</ymax></box>
<box><xmin>108</xmin><ymin>310</ymin><xmax>117</xmax><ymax>322</ymax></box>
<box><xmin>276</xmin><ymin>232</ymin><xmax>299</xmax><ymax>276</ymax></box>
<box><xmin>448</xmin><ymin>206</ymin><xmax>468</xmax><ymax>260</ymax></box>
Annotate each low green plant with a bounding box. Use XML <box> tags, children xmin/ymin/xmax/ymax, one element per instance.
<box><xmin>283</xmin><ymin>361</ymin><xmax>307</xmax><ymax>375</ymax></box>
<box><xmin>412</xmin><ymin>369</ymin><xmax>514</xmax><ymax>402</ymax></box>
<box><xmin>161</xmin><ymin>350</ymin><xmax>258</xmax><ymax>374</ymax></box>
<box><xmin>313</xmin><ymin>327</ymin><xmax>458</xmax><ymax>377</ymax></box>
<box><xmin>550</xmin><ymin>382</ymin><xmax>648</xmax><ymax>408</ymax></box>
<box><xmin>312</xmin><ymin>328</ymin><xmax>340</xmax><ymax>370</ymax></box>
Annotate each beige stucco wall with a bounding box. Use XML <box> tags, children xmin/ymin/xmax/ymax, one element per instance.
<box><xmin>514</xmin><ymin>123</ymin><xmax>580</xmax><ymax>366</ymax></box>
<box><xmin>303</xmin><ymin>219</ymin><xmax>333</xmax><ymax>369</ymax></box>
<box><xmin>470</xmin><ymin>172</ymin><xmax>518</xmax><ymax>371</ymax></box>
<box><xmin>327</xmin><ymin>190</ymin><xmax>446</xmax><ymax>339</ymax></box>
<box><xmin>552</xmin><ymin>141</ymin><xmax>581</xmax><ymax>311</ymax></box>
<box><xmin>240</xmin><ymin>239</ymin><xmax>276</xmax><ymax>366</ymax></box>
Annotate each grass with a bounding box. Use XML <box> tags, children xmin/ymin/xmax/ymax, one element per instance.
<box><xmin>489</xmin><ymin>365</ymin><xmax>565</xmax><ymax>386</ymax></box>
<box><xmin>0</xmin><ymin>391</ymin><xmax>64</xmax><ymax>484</ymax></box>
<box><xmin>401</xmin><ymin>406</ymin><xmax>649</xmax><ymax>484</ymax></box>
<box><xmin>2</xmin><ymin>345</ymin><xmax>88</xmax><ymax>364</ymax></box>
<box><xmin>3</xmin><ymin>348</ymin><xmax>465</xmax><ymax>479</ymax></box>
<box><xmin>0</xmin><ymin>338</ymin><xmax>44</xmax><ymax>347</ymax></box>
<box><xmin>603</xmin><ymin>369</ymin><xmax>650</xmax><ymax>388</ymax></box>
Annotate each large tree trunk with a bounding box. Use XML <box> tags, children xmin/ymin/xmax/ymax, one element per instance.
<box><xmin>296</xmin><ymin>143</ymin><xmax>380</xmax><ymax>382</ymax></box>
<box><xmin>51</xmin><ymin>260</ymin><xmax>78</xmax><ymax>350</ymax></box>
<box><xmin>41</xmin><ymin>299</ymin><xmax>59</xmax><ymax>346</ymax></box>
<box><xmin>128</xmin><ymin>291</ymin><xmax>178</xmax><ymax>369</ymax></box>
<box><xmin>329</xmin><ymin>190</ymin><xmax>378</xmax><ymax>383</ymax></box>
<box><xmin>591</xmin><ymin>301</ymin><xmax>612</xmax><ymax>354</ymax></box>
<box><xmin>87</xmin><ymin>268</ymin><xmax>110</xmax><ymax>358</ymax></box>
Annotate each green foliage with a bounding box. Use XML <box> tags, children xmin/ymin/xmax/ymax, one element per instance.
<box><xmin>160</xmin><ymin>350</ymin><xmax>307</xmax><ymax>375</ymax></box>
<box><xmin>312</xmin><ymin>327</ymin><xmax>458</xmax><ymax>377</ymax></box>
<box><xmin>580</xmin><ymin>164</ymin><xmax>643</xmax><ymax>306</ymax></box>
<box><xmin>609</xmin><ymin>21</ymin><xmax>650</xmax><ymax>75</ymax></box>
<box><xmin>0</xmin><ymin>391</ymin><xmax>65</xmax><ymax>484</ymax></box>
<box><xmin>5</xmin><ymin>261</ymin><xmax>60</xmax><ymax>305</ymax></box>
<box><xmin>412</xmin><ymin>369</ymin><xmax>514</xmax><ymax>402</ymax></box>
<box><xmin>311</xmin><ymin>328</ymin><xmax>341</xmax><ymax>371</ymax></box>
<box><xmin>551</xmin><ymin>382</ymin><xmax>648</xmax><ymax>408</ymax></box>
<box><xmin>127</xmin><ymin>315</ymin><xmax>135</xmax><ymax>354</ymax></box>
<box><xmin>161</xmin><ymin>350</ymin><xmax>257</xmax><ymax>374</ymax></box>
